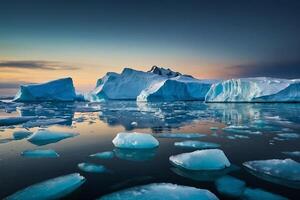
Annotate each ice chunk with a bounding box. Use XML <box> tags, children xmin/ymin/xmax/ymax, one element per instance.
<box><xmin>215</xmin><ymin>176</ymin><xmax>246</xmax><ymax>197</ymax></box>
<box><xmin>13</xmin><ymin>130</ymin><xmax>33</xmax><ymax>140</ymax></box>
<box><xmin>0</xmin><ymin>116</ymin><xmax>36</xmax><ymax>126</ymax></box>
<box><xmin>170</xmin><ymin>149</ymin><xmax>230</xmax><ymax>170</ymax></box>
<box><xmin>112</xmin><ymin>132</ymin><xmax>159</xmax><ymax>149</ymax></box>
<box><xmin>210</xmin><ymin>127</ymin><xmax>219</xmax><ymax>131</ymax></box>
<box><xmin>4</xmin><ymin>173</ymin><xmax>85</xmax><ymax>200</ymax></box>
<box><xmin>78</xmin><ymin>163</ymin><xmax>109</xmax><ymax>173</ymax></box>
<box><xmin>27</xmin><ymin>130</ymin><xmax>78</xmax><ymax>146</ymax></box>
<box><xmin>243</xmin><ymin>159</ymin><xmax>300</xmax><ymax>181</ymax></box>
<box><xmin>114</xmin><ymin>148</ymin><xmax>157</xmax><ymax>161</ymax></box>
<box><xmin>174</xmin><ymin>140</ymin><xmax>220</xmax><ymax>149</ymax></box>
<box><xmin>282</xmin><ymin>151</ymin><xmax>300</xmax><ymax>157</ymax></box>
<box><xmin>154</xmin><ymin>132</ymin><xmax>205</xmax><ymax>139</ymax></box>
<box><xmin>241</xmin><ymin>188</ymin><xmax>288</xmax><ymax>200</ymax></box>
<box><xmin>21</xmin><ymin>149</ymin><xmax>59</xmax><ymax>158</ymax></box>
<box><xmin>89</xmin><ymin>151</ymin><xmax>114</xmax><ymax>159</ymax></box>
<box><xmin>23</xmin><ymin>118</ymin><xmax>70</xmax><ymax>128</ymax></box>
<box><xmin>14</xmin><ymin>77</ymin><xmax>77</xmax><ymax>102</ymax></box>
<box><xmin>98</xmin><ymin>183</ymin><xmax>219</xmax><ymax>200</ymax></box>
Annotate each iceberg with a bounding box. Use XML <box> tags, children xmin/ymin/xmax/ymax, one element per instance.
<box><xmin>169</xmin><ymin>149</ymin><xmax>231</xmax><ymax>170</ymax></box>
<box><xmin>0</xmin><ymin>116</ymin><xmax>36</xmax><ymax>126</ymax></box>
<box><xmin>78</xmin><ymin>163</ymin><xmax>109</xmax><ymax>173</ymax></box>
<box><xmin>112</xmin><ymin>132</ymin><xmax>159</xmax><ymax>149</ymax></box>
<box><xmin>13</xmin><ymin>130</ymin><xmax>33</xmax><ymax>140</ymax></box>
<box><xmin>14</xmin><ymin>77</ymin><xmax>77</xmax><ymax>102</ymax></box>
<box><xmin>206</xmin><ymin>77</ymin><xmax>300</xmax><ymax>102</ymax></box>
<box><xmin>89</xmin><ymin>151</ymin><xmax>114</xmax><ymax>159</ymax></box>
<box><xmin>27</xmin><ymin>130</ymin><xmax>78</xmax><ymax>146</ymax></box>
<box><xmin>21</xmin><ymin>149</ymin><xmax>59</xmax><ymax>158</ymax></box>
<box><xmin>98</xmin><ymin>183</ymin><xmax>219</xmax><ymax>200</ymax></box>
<box><xmin>4</xmin><ymin>173</ymin><xmax>86</xmax><ymax>200</ymax></box>
<box><xmin>215</xmin><ymin>175</ymin><xmax>246</xmax><ymax>198</ymax></box>
<box><xmin>174</xmin><ymin>140</ymin><xmax>220</xmax><ymax>149</ymax></box>
<box><xmin>241</xmin><ymin>188</ymin><xmax>288</xmax><ymax>200</ymax></box>
<box><xmin>154</xmin><ymin>132</ymin><xmax>206</xmax><ymax>139</ymax></box>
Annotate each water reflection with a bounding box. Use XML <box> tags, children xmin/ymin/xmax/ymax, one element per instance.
<box><xmin>114</xmin><ymin>148</ymin><xmax>158</xmax><ymax>161</ymax></box>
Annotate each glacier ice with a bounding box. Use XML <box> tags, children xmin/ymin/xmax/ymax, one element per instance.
<box><xmin>174</xmin><ymin>140</ymin><xmax>220</xmax><ymax>149</ymax></box>
<box><xmin>78</xmin><ymin>162</ymin><xmax>109</xmax><ymax>173</ymax></box>
<box><xmin>154</xmin><ymin>132</ymin><xmax>205</xmax><ymax>139</ymax></box>
<box><xmin>14</xmin><ymin>77</ymin><xmax>77</xmax><ymax>102</ymax></box>
<box><xmin>0</xmin><ymin>116</ymin><xmax>36</xmax><ymax>126</ymax></box>
<box><xmin>27</xmin><ymin>130</ymin><xmax>78</xmax><ymax>146</ymax></box>
<box><xmin>89</xmin><ymin>151</ymin><xmax>114</xmax><ymax>159</ymax></box>
<box><xmin>243</xmin><ymin>159</ymin><xmax>300</xmax><ymax>181</ymax></box>
<box><xmin>4</xmin><ymin>173</ymin><xmax>86</xmax><ymax>200</ymax></box>
<box><xmin>241</xmin><ymin>188</ymin><xmax>288</xmax><ymax>200</ymax></box>
<box><xmin>13</xmin><ymin>130</ymin><xmax>33</xmax><ymax>140</ymax></box>
<box><xmin>21</xmin><ymin>149</ymin><xmax>59</xmax><ymax>158</ymax></box>
<box><xmin>169</xmin><ymin>149</ymin><xmax>231</xmax><ymax>170</ymax></box>
<box><xmin>215</xmin><ymin>175</ymin><xmax>246</xmax><ymax>197</ymax></box>
<box><xmin>114</xmin><ymin>148</ymin><xmax>157</xmax><ymax>161</ymax></box>
<box><xmin>112</xmin><ymin>132</ymin><xmax>159</xmax><ymax>149</ymax></box>
<box><xmin>98</xmin><ymin>183</ymin><xmax>219</xmax><ymax>200</ymax></box>
<box><xmin>205</xmin><ymin>77</ymin><xmax>300</xmax><ymax>102</ymax></box>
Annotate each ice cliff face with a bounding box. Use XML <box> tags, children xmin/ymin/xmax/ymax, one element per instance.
<box><xmin>205</xmin><ymin>77</ymin><xmax>300</xmax><ymax>102</ymax></box>
<box><xmin>14</xmin><ymin>77</ymin><xmax>77</xmax><ymax>102</ymax></box>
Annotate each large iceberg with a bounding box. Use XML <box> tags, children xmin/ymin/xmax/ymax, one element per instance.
<box><xmin>169</xmin><ymin>149</ymin><xmax>231</xmax><ymax>170</ymax></box>
<box><xmin>98</xmin><ymin>183</ymin><xmax>219</xmax><ymax>200</ymax></box>
<box><xmin>5</xmin><ymin>173</ymin><xmax>85</xmax><ymax>200</ymax></box>
<box><xmin>206</xmin><ymin>77</ymin><xmax>300</xmax><ymax>102</ymax></box>
<box><xmin>112</xmin><ymin>132</ymin><xmax>159</xmax><ymax>149</ymax></box>
<box><xmin>14</xmin><ymin>77</ymin><xmax>77</xmax><ymax>102</ymax></box>
<box><xmin>89</xmin><ymin>66</ymin><xmax>216</xmax><ymax>102</ymax></box>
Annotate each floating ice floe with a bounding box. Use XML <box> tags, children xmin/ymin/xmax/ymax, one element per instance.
<box><xmin>241</xmin><ymin>188</ymin><xmax>288</xmax><ymax>200</ymax></box>
<box><xmin>154</xmin><ymin>132</ymin><xmax>205</xmax><ymax>139</ymax></box>
<box><xmin>98</xmin><ymin>183</ymin><xmax>219</xmax><ymax>200</ymax></box>
<box><xmin>27</xmin><ymin>130</ymin><xmax>78</xmax><ymax>146</ymax></box>
<box><xmin>223</xmin><ymin>125</ymin><xmax>261</xmax><ymax>135</ymax></box>
<box><xmin>276</xmin><ymin>133</ymin><xmax>300</xmax><ymax>139</ymax></box>
<box><xmin>23</xmin><ymin>118</ymin><xmax>70</xmax><ymax>128</ymax></box>
<box><xmin>0</xmin><ymin>116</ymin><xmax>36</xmax><ymax>126</ymax></box>
<box><xmin>78</xmin><ymin>163</ymin><xmax>109</xmax><ymax>173</ymax></box>
<box><xmin>114</xmin><ymin>148</ymin><xmax>157</xmax><ymax>161</ymax></box>
<box><xmin>282</xmin><ymin>151</ymin><xmax>300</xmax><ymax>157</ymax></box>
<box><xmin>215</xmin><ymin>175</ymin><xmax>246</xmax><ymax>198</ymax></box>
<box><xmin>21</xmin><ymin>149</ymin><xmax>59</xmax><ymax>158</ymax></box>
<box><xmin>112</xmin><ymin>132</ymin><xmax>159</xmax><ymax>149</ymax></box>
<box><xmin>170</xmin><ymin>149</ymin><xmax>230</xmax><ymax>170</ymax></box>
<box><xmin>174</xmin><ymin>140</ymin><xmax>220</xmax><ymax>149</ymax></box>
<box><xmin>4</xmin><ymin>173</ymin><xmax>86</xmax><ymax>200</ymax></box>
<box><xmin>90</xmin><ymin>151</ymin><xmax>114</xmax><ymax>159</ymax></box>
<box><xmin>13</xmin><ymin>130</ymin><xmax>33</xmax><ymax>140</ymax></box>
<box><xmin>243</xmin><ymin>159</ymin><xmax>300</xmax><ymax>188</ymax></box>
<box><xmin>13</xmin><ymin>77</ymin><xmax>77</xmax><ymax>102</ymax></box>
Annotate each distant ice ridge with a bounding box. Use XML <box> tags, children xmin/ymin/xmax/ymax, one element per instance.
<box><xmin>89</xmin><ymin>66</ymin><xmax>216</xmax><ymax>102</ymax></box>
<box><xmin>206</xmin><ymin>77</ymin><xmax>300</xmax><ymax>102</ymax></box>
<box><xmin>98</xmin><ymin>183</ymin><xmax>219</xmax><ymax>200</ymax></box>
<box><xmin>13</xmin><ymin>77</ymin><xmax>77</xmax><ymax>102</ymax></box>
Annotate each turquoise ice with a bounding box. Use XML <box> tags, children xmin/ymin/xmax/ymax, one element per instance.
<box><xmin>112</xmin><ymin>132</ymin><xmax>159</xmax><ymax>149</ymax></box>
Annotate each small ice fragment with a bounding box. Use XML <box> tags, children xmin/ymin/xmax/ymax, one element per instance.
<box><xmin>282</xmin><ymin>151</ymin><xmax>300</xmax><ymax>157</ymax></box>
<box><xmin>112</xmin><ymin>132</ymin><xmax>159</xmax><ymax>149</ymax></box>
<box><xmin>210</xmin><ymin>127</ymin><xmax>219</xmax><ymax>131</ymax></box>
<box><xmin>78</xmin><ymin>162</ymin><xmax>109</xmax><ymax>173</ymax></box>
<box><xmin>98</xmin><ymin>183</ymin><xmax>219</xmax><ymax>200</ymax></box>
<box><xmin>174</xmin><ymin>140</ymin><xmax>220</xmax><ymax>149</ymax></box>
<box><xmin>241</xmin><ymin>188</ymin><xmax>288</xmax><ymax>200</ymax></box>
<box><xmin>0</xmin><ymin>116</ymin><xmax>36</xmax><ymax>126</ymax></box>
<box><xmin>21</xmin><ymin>149</ymin><xmax>59</xmax><ymax>158</ymax></box>
<box><xmin>170</xmin><ymin>149</ymin><xmax>230</xmax><ymax>171</ymax></box>
<box><xmin>27</xmin><ymin>130</ymin><xmax>78</xmax><ymax>146</ymax></box>
<box><xmin>215</xmin><ymin>175</ymin><xmax>246</xmax><ymax>197</ymax></box>
<box><xmin>13</xmin><ymin>130</ymin><xmax>33</xmax><ymax>140</ymax></box>
<box><xmin>23</xmin><ymin>118</ymin><xmax>69</xmax><ymax>128</ymax></box>
<box><xmin>4</xmin><ymin>173</ymin><xmax>85</xmax><ymax>200</ymax></box>
<box><xmin>90</xmin><ymin>151</ymin><xmax>114</xmax><ymax>159</ymax></box>
<box><xmin>276</xmin><ymin>133</ymin><xmax>300</xmax><ymax>139</ymax></box>
<box><xmin>243</xmin><ymin>159</ymin><xmax>300</xmax><ymax>181</ymax></box>
<box><xmin>154</xmin><ymin>133</ymin><xmax>205</xmax><ymax>139</ymax></box>
<box><xmin>130</xmin><ymin>121</ymin><xmax>138</xmax><ymax>126</ymax></box>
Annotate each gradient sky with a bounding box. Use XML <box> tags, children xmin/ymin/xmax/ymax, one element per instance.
<box><xmin>1</xmin><ymin>0</ymin><xmax>300</xmax><ymax>95</ymax></box>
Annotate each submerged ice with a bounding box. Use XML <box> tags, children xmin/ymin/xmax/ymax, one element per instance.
<box><xmin>112</xmin><ymin>132</ymin><xmax>159</xmax><ymax>149</ymax></box>
<box><xmin>90</xmin><ymin>151</ymin><xmax>114</xmax><ymax>159</ymax></box>
<box><xmin>78</xmin><ymin>163</ymin><xmax>109</xmax><ymax>173</ymax></box>
<box><xmin>215</xmin><ymin>176</ymin><xmax>246</xmax><ymax>198</ymax></box>
<box><xmin>21</xmin><ymin>149</ymin><xmax>59</xmax><ymax>158</ymax></box>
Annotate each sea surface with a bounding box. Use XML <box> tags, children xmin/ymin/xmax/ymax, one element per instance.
<box><xmin>0</xmin><ymin>100</ymin><xmax>300</xmax><ymax>199</ymax></box>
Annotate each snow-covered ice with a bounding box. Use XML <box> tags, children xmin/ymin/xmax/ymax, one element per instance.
<box><xmin>169</xmin><ymin>149</ymin><xmax>230</xmax><ymax>170</ymax></box>
<box><xmin>112</xmin><ymin>132</ymin><xmax>159</xmax><ymax>149</ymax></box>
<box><xmin>4</xmin><ymin>173</ymin><xmax>85</xmax><ymax>200</ymax></box>
<box><xmin>21</xmin><ymin>149</ymin><xmax>59</xmax><ymax>158</ymax></box>
<box><xmin>27</xmin><ymin>130</ymin><xmax>78</xmax><ymax>146</ymax></box>
<box><xmin>78</xmin><ymin>163</ymin><xmax>109</xmax><ymax>173</ymax></box>
<box><xmin>154</xmin><ymin>132</ymin><xmax>205</xmax><ymax>139</ymax></box>
<box><xmin>13</xmin><ymin>130</ymin><xmax>33</xmax><ymax>140</ymax></box>
<box><xmin>174</xmin><ymin>140</ymin><xmax>220</xmax><ymax>149</ymax></box>
<box><xmin>89</xmin><ymin>151</ymin><xmax>114</xmax><ymax>159</ymax></box>
<box><xmin>0</xmin><ymin>116</ymin><xmax>36</xmax><ymax>126</ymax></box>
<box><xmin>241</xmin><ymin>188</ymin><xmax>288</xmax><ymax>200</ymax></box>
<box><xmin>215</xmin><ymin>175</ymin><xmax>246</xmax><ymax>197</ymax></box>
<box><xmin>98</xmin><ymin>183</ymin><xmax>219</xmax><ymax>200</ymax></box>
<box><xmin>14</xmin><ymin>77</ymin><xmax>77</xmax><ymax>102</ymax></box>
